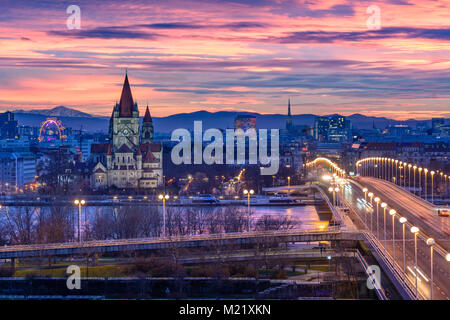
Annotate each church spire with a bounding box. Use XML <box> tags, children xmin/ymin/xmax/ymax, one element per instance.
<box><xmin>143</xmin><ymin>104</ymin><xmax>152</xmax><ymax>122</ymax></box>
<box><xmin>286</xmin><ymin>99</ymin><xmax>293</xmax><ymax>130</ymax></box>
<box><xmin>141</xmin><ymin>103</ymin><xmax>154</xmax><ymax>143</ymax></box>
<box><xmin>118</xmin><ymin>72</ymin><xmax>134</xmax><ymax>117</ymax></box>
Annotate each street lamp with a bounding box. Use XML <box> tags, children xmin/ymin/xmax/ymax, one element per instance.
<box><xmin>374</xmin><ymin>197</ymin><xmax>380</xmax><ymax>238</ymax></box>
<box><xmin>426</xmin><ymin>238</ymin><xmax>435</xmax><ymax>300</ymax></box>
<box><xmin>395</xmin><ymin>160</ymin><xmax>399</xmax><ymax>183</ymax></box>
<box><xmin>424</xmin><ymin>169</ymin><xmax>428</xmax><ymax>201</ymax></box>
<box><xmin>399</xmin><ymin>217</ymin><xmax>407</xmax><ymax>279</ymax></box>
<box><xmin>389</xmin><ymin>209</ymin><xmax>396</xmax><ymax>267</ymax></box>
<box><xmin>381</xmin><ymin>202</ymin><xmax>387</xmax><ymax>252</ymax></box>
<box><xmin>408</xmin><ymin>164</ymin><xmax>412</xmax><ymax>190</ymax></box>
<box><xmin>418</xmin><ymin>167</ymin><xmax>423</xmax><ymax>198</ymax></box>
<box><xmin>368</xmin><ymin>192</ymin><xmax>374</xmax><ymax>206</ymax></box>
<box><xmin>329</xmin><ymin>187</ymin><xmax>336</xmax><ymax>206</ymax></box>
<box><xmin>74</xmin><ymin>199</ymin><xmax>86</xmax><ymax>243</ymax></box>
<box><xmin>391</xmin><ymin>159</ymin><xmax>394</xmax><ymax>180</ymax></box>
<box><xmin>334</xmin><ymin>187</ymin><xmax>339</xmax><ymax>206</ymax></box>
<box><xmin>243</xmin><ymin>189</ymin><xmax>254</xmax><ymax>232</ymax></box>
<box><xmin>410</xmin><ymin>226</ymin><xmax>420</xmax><ymax>298</ymax></box>
<box><xmin>430</xmin><ymin>171</ymin><xmax>435</xmax><ymax>204</ymax></box>
<box><xmin>413</xmin><ymin>165</ymin><xmax>417</xmax><ymax>195</ymax></box>
<box><xmin>158</xmin><ymin>194</ymin><xmax>170</xmax><ymax>237</ymax></box>
<box><xmin>363</xmin><ymin>188</ymin><xmax>368</xmax><ymax>201</ymax></box>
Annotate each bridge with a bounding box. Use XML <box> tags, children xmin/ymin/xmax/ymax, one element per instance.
<box><xmin>0</xmin><ymin>227</ymin><xmax>362</xmax><ymax>260</ymax></box>
<box><xmin>356</xmin><ymin>156</ymin><xmax>449</xmax><ymax>205</ymax></box>
<box><xmin>306</xmin><ymin>156</ymin><xmax>450</xmax><ymax>300</ymax></box>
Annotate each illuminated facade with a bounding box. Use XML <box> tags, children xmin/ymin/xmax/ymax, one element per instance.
<box><xmin>91</xmin><ymin>73</ymin><xmax>163</xmax><ymax>190</ymax></box>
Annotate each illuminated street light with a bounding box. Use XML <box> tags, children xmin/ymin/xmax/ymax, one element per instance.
<box><xmin>413</xmin><ymin>165</ymin><xmax>417</xmax><ymax>195</ymax></box>
<box><xmin>381</xmin><ymin>202</ymin><xmax>387</xmax><ymax>252</ymax></box>
<box><xmin>408</xmin><ymin>164</ymin><xmax>412</xmax><ymax>190</ymax></box>
<box><xmin>374</xmin><ymin>197</ymin><xmax>380</xmax><ymax>238</ymax></box>
<box><xmin>430</xmin><ymin>171</ymin><xmax>435</xmax><ymax>204</ymax></box>
<box><xmin>418</xmin><ymin>167</ymin><xmax>423</xmax><ymax>198</ymax></box>
<box><xmin>334</xmin><ymin>187</ymin><xmax>339</xmax><ymax>206</ymax></box>
<box><xmin>363</xmin><ymin>188</ymin><xmax>368</xmax><ymax>201</ymax></box>
<box><xmin>389</xmin><ymin>209</ymin><xmax>396</xmax><ymax>267</ymax></box>
<box><xmin>410</xmin><ymin>226</ymin><xmax>420</xmax><ymax>298</ymax></box>
<box><xmin>426</xmin><ymin>238</ymin><xmax>435</xmax><ymax>300</ymax></box>
<box><xmin>243</xmin><ymin>189</ymin><xmax>255</xmax><ymax>232</ymax></box>
<box><xmin>368</xmin><ymin>192</ymin><xmax>374</xmax><ymax>206</ymax></box>
<box><xmin>158</xmin><ymin>194</ymin><xmax>170</xmax><ymax>237</ymax></box>
<box><xmin>424</xmin><ymin>169</ymin><xmax>428</xmax><ymax>201</ymax></box>
<box><xmin>74</xmin><ymin>199</ymin><xmax>86</xmax><ymax>243</ymax></box>
<box><xmin>399</xmin><ymin>217</ymin><xmax>407</xmax><ymax>279</ymax></box>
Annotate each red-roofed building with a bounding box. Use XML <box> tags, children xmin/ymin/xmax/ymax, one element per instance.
<box><xmin>91</xmin><ymin>73</ymin><xmax>163</xmax><ymax>190</ymax></box>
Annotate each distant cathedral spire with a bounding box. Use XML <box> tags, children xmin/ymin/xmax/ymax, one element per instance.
<box><xmin>286</xmin><ymin>99</ymin><xmax>293</xmax><ymax>130</ymax></box>
<box><xmin>141</xmin><ymin>104</ymin><xmax>154</xmax><ymax>143</ymax></box>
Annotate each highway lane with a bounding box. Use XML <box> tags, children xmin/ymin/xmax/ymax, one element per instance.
<box><xmin>356</xmin><ymin>177</ymin><xmax>449</xmax><ymax>251</ymax></box>
<box><xmin>339</xmin><ymin>180</ymin><xmax>450</xmax><ymax>300</ymax></box>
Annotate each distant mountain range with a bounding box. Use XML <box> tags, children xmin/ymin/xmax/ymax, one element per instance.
<box><xmin>10</xmin><ymin>106</ymin><xmax>448</xmax><ymax>134</ymax></box>
<box><xmin>15</xmin><ymin>106</ymin><xmax>94</xmax><ymax>118</ymax></box>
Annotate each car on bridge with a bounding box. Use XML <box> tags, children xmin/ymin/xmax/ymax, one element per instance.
<box><xmin>437</xmin><ymin>209</ymin><xmax>449</xmax><ymax>217</ymax></box>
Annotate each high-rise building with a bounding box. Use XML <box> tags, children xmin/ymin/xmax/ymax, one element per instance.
<box><xmin>431</xmin><ymin>118</ymin><xmax>445</xmax><ymax>130</ymax></box>
<box><xmin>314</xmin><ymin>115</ymin><xmax>351</xmax><ymax>143</ymax></box>
<box><xmin>0</xmin><ymin>111</ymin><xmax>18</xmax><ymax>140</ymax></box>
<box><xmin>91</xmin><ymin>73</ymin><xmax>163</xmax><ymax>190</ymax></box>
<box><xmin>0</xmin><ymin>151</ymin><xmax>36</xmax><ymax>189</ymax></box>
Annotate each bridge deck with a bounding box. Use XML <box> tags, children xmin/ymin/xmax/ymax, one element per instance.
<box><xmin>0</xmin><ymin>228</ymin><xmax>362</xmax><ymax>259</ymax></box>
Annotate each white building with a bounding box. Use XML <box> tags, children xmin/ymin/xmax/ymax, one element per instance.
<box><xmin>91</xmin><ymin>73</ymin><xmax>163</xmax><ymax>190</ymax></box>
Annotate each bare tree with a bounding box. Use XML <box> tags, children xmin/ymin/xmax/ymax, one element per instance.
<box><xmin>36</xmin><ymin>205</ymin><xmax>74</xmax><ymax>243</ymax></box>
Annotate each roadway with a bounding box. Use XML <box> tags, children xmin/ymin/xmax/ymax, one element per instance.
<box><xmin>340</xmin><ymin>177</ymin><xmax>450</xmax><ymax>300</ymax></box>
<box><xmin>357</xmin><ymin>177</ymin><xmax>449</xmax><ymax>241</ymax></box>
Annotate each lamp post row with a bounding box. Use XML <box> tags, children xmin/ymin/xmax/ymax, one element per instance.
<box><xmin>356</xmin><ymin>157</ymin><xmax>448</xmax><ymax>204</ymax></box>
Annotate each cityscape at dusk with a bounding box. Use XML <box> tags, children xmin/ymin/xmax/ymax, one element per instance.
<box><xmin>0</xmin><ymin>0</ymin><xmax>449</xmax><ymax>309</ymax></box>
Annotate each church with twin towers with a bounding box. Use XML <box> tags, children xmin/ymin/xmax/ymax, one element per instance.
<box><xmin>91</xmin><ymin>73</ymin><xmax>163</xmax><ymax>190</ymax></box>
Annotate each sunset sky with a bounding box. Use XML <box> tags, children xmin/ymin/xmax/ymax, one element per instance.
<box><xmin>0</xmin><ymin>0</ymin><xmax>449</xmax><ymax>119</ymax></box>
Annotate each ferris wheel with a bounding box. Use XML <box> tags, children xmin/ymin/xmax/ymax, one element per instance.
<box><xmin>38</xmin><ymin>118</ymin><xmax>67</xmax><ymax>142</ymax></box>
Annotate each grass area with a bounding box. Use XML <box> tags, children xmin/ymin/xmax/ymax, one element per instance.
<box><xmin>14</xmin><ymin>265</ymin><xmax>129</xmax><ymax>278</ymax></box>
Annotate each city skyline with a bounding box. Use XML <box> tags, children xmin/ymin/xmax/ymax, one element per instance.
<box><xmin>0</xmin><ymin>0</ymin><xmax>449</xmax><ymax>120</ymax></box>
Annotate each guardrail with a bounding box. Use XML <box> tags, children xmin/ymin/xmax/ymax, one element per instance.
<box><xmin>309</xmin><ymin>184</ymin><xmax>345</xmax><ymax>226</ymax></box>
<box><xmin>355</xmin><ymin>249</ymin><xmax>387</xmax><ymax>300</ymax></box>
<box><xmin>337</xmin><ymin>188</ymin><xmax>423</xmax><ymax>300</ymax></box>
<box><xmin>0</xmin><ymin>226</ymin><xmax>352</xmax><ymax>254</ymax></box>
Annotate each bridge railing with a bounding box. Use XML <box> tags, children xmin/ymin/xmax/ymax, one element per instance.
<box><xmin>0</xmin><ymin>226</ymin><xmax>350</xmax><ymax>253</ymax></box>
